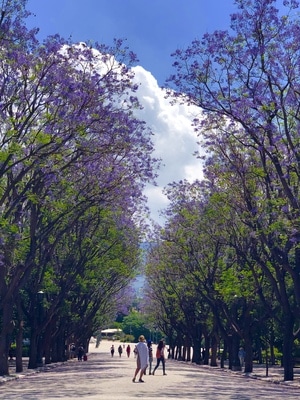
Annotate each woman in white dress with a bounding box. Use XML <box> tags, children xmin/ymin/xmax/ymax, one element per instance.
<box><xmin>132</xmin><ymin>335</ymin><xmax>149</xmax><ymax>383</ymax></box>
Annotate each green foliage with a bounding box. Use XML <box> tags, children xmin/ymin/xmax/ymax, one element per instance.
<box><xmin>122</xmin><ymin>334</ymin><xmax>135</xmax><ymax>343</ymax></box>
<box><xmin>121</xmin><ymin>311</ymin><xmax>150</xmax><ymax>342</ymax></box>
<box><xmin>10</xmin><ymin>343</ymin><xmax>30</xmax><ymax>357</ymax></box>
<box><xmin>146</xmin><ymin>0</ymin><xmax>300</xmax><ymax>379</ymax></box>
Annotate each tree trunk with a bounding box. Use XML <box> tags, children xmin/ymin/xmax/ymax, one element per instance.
<box><xmin>231</xmin><ymin>334</ymin><xmax>241</xmax><ymax>370</ymax></box>
<box><xmin>0</xmin><ymin>333</ymin><xmax>9</xmax><ymax>375</ymax></box>
<box><xmin>15</xmin><ymin>296</ymin><xmax>24</xmax><ymax>373</ymax></box>
<box><xmin>43</xmin><ymin>321</ymin><xmax>53</xmax><ymax>364</ymax></box>
<box><xmin>175</xmin><ymin>338</ymin><xmax>182</xmax><ymax>360</ymax></box>
<box><xmin>192</xmin><ymin>335</ymin><xmax>202</xmax><ymax>364</ymax></box>
<box><xmin>182</xmin><ymin>345</ymin><xmax>186</xmax><ymax>362</ymax></box>
<box><xmin>185</xmin><ymin>337</ymin><xmax>192</xmax><ymax>362</ymax></box>
<box><xmin>28</xmin><ymin>330</ymin><xmax>39</xmax><ymax>369</ymax></box>
<box><xmin>57</xmin><ymin>332</ymin><xmax>67</xmax><ymax>362</ymax></box>
<box><xmin>51</xmin><ymin>335</ymin><xmax>59</xmax><ymax>363</ymax></box>
<box><xmin>0</xmin><ymin>302</ymin><xmax>14</xmax><ymax>375</ymax></box>
<box><xmin>244</xmin><ymin>337</ymin><xmax>253</xmax><ymax>373</ymax></box>
<box><xmin>203</xmin><ymin>335</ymin><xmax>210</xmax><ymax>365</ymax></box>
<box><xmin>210</xmin><ymin>335</ymin><xmax>218</xmax><ymax>367</ymax></box>
<box><xmin>191</xmin><ymin>324</ymin><xmax>202</xmax><ymax>364</ymax></box>
<box><xmin>170</xmin><ymin>346</ymin><xmax>175</xmax><ymax>359</ymax></box>
<box><xmin>15</xmin><ymin>320</ymin><xmax>24</xmax><ymax>373</ymax></box>
<box><xmin>220</xmin><ymin>341</ymin><xmax>227</xmax><ymax>369</ymax></box>
<box><xmin>256</xmin><ymin>339</ymin><xmax>263</xmax><ymax>364</ymax></box>
<box><xmin>227</xmin><ymin>335</ymin><xmax>233</xmax><ymax>369</ymax></box>
<box><xmin>270</xmin><ymin>341</ymin><xmax>275</xmax><ymax>365</ymax></box>
<box><xmin>282</xmin><ymin>313</ymin><xmax>294</xmax><ymax>381</ymax></box>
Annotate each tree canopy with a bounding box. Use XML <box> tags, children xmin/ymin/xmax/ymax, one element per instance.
<box><xmin>144</xmin><ymin>0</ymin><xmax>300</xmax><ymax>381</ymax></box>
<box><xmin>0</xmin><ymin>0</ymin><xmax>158</xmax><ymax>375</ymax></box>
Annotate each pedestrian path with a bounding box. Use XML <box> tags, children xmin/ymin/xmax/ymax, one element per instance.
<box><xmin>199</xmin><ymin>361</ymin><xmax>300</xmax><ymax>388</ymax></box>
<box><xmin>1</xmin><ymin>347</ymin><xmax>300</xmax><ymax>400</ymax></box>
<box><xmin>0</xmin><ymin>341</ymin><xmax>300</xmax><ymax>390</ymax></box>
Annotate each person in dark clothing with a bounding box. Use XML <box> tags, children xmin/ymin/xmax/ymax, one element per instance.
<box><xmin>126</xmin><ymin>344</ymin><xmax>131</xmax><ymax>357</ymax></box>
<box><xmin>110</xmin><ymin>344</ymin><xmax>115</xmax><ymax>357</ymax></box>
<box><xmin>118</xmin><ymin>344</ymin><xmax>123</xmax><ymax>357</ymax></box>
<box><xmin>77</xmin><ymin>345</ymin><xmax>84</xmax><ymax>361</ymax></box>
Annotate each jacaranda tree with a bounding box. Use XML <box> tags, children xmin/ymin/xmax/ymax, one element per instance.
<box><xmin>0</xmin><ymin>1</ymin><xmax>158</xmax><ymax>375</ymax></box>
<box><xmin>166</xmin><ymin>0</ymin><xmax>300</xmax><ymax>380</ymax></box>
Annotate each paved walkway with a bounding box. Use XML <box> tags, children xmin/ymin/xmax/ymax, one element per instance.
<box><xmin>1</xmin><ymin>340</ymin><xmax>300</xmax><ymax>399</ymax></box>
<box><xmin>3</xmin><ymin>341</ymin><xmax>300</xmax><ymax>387</ymax></box>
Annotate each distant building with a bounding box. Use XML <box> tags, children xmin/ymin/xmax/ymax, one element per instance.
<box><xmin>101</xmin><ymin>328</ymin><xmax>122</xmax><ymax>339</ymax></box>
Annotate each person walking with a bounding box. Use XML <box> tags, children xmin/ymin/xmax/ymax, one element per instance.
<box><xmin>118</xmin><ymin>344</ymin><xmax>123</xmax><ymax>357</ymax></box>
<box><xmin>152</xmin><ymin>340</ymin><xmax>167</xmax><ymax>375</ymax></box>
<box><xmin>126</xmin><ymin>344</ymin><xmax>131</xmax><ymax>357</ymax></box>
<box><xmin>132</xmin><ymin>335</ymin><xmax>149</xmax><ymax>383</ymax></box>
<box><xmin>110</xmin><ymin>344</ymin><xmax>115</xmax><ymax>357</ymax></box>
<box><xmin>147</xmin><ymin>340</ymin><xmax>153</xmax><ymax>375</ymax></box>
<box><xmin>238</xmin><ymin>347</ymin><xmax>246</xmax><ymax>368</ymax></box>
<box><xmin>77</xmin><ymin>344</ymin><xmax>84</xmax><ymax>361</ymax></box>
<box><xmin>70</xmin><ymin>344</ymin><xmax>76</xmax><ymax>359</ymax></box>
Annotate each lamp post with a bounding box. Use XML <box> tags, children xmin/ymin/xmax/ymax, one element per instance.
<box><xmin>36</xmin><ymin>290</ymin><xmax>44</xmax><ymax>367</ymax></box>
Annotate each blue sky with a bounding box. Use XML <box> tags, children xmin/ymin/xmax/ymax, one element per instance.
<box><xmin>26</xmin><ymin>0</ymin><xmax>236</xmax><ymax>86</ymax></box>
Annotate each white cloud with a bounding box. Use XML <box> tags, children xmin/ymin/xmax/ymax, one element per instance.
<box><xmin>132</xmin><ymin>66</ymin><xmax>203</xmax><ymax>225</ymax></box>
<box><xmin>64</xmin><ymin>44</ymin><xmax>202</xmax><ymax>226</ymax></box>
<box><xmin>67</xmin><ymin>45</ymin><xmax>202</xmax><ymax>226</ymax></box>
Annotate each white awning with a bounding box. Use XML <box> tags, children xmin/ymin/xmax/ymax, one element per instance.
<box><xmin>101</xmin><ymin>328</ymin><xmax>122</xmax><ymax>334</ymax></box>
